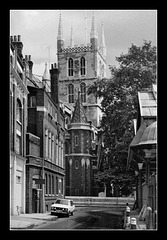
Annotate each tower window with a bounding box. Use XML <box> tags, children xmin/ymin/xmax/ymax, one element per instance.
<box><xmin>80</xmin><ymin>82</ymin><xmax>86</xmax><ymax>103</ymax></box>
<box><xmin>68</xmin><ymin>58</ymin><xmax>73</xmax><ymax>76</ymax></box>
<box><xmin>68</xmin><ymin>83</ymin><xmax>74</xmax><ymax>103</ymax></box>
<box><xmin>75</xmin><ymin>135</ymin><xmax>79</xmax><ymax>146</ymax></box>
<box><xmin>75</xmin><ymin>160</ymin><xmax>79</xmax><ymax>169</ymax></box>
<box><xmin>80</xmin><ymin>57</ymin><xmax>86</xmax><ymax>76</ymax></box>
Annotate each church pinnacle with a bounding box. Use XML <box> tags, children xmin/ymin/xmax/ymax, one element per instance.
<box><xmin>100</xmin><ymin>21</ymin><xmax>106</xmax><ymax>60</ymax></box>
<box><xmin>70</xmin><ymin>24</ymin><xmax>74</xmax><ymax>47</ymax></box>
<box><xmin>57</xmin><ymin>11</ymin><xmax>63</xmax><ymax>40</ymax></box>
<box><xmin>90</xmin><ymin>11</ymin><xmax>98</xmax><ymax>39</ymax></box>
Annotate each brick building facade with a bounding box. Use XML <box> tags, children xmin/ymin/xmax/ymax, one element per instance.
<box><xmin>26</xmin><ymin>63</ymin><xmax>66</xmax><ymax>213</ymax></box>
<box><xmin>10</xmin><ymin>35</ymin><xmax>29</xmax><ymax>215</ymax></box>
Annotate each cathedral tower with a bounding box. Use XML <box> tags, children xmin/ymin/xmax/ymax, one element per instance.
<box><xmin>57</xmin><ymin>11</ymin><xmax>107</xmax><ymax>128</ymax></box>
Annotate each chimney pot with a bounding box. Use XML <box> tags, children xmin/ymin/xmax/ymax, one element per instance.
<box><xmin>54</xmin><ymin>63</ymin><xmax>57</xmax><ymax>68</ymax></box>
<box><xmin>29</xmin><ymin>55</ymin><xmax>31</xmax><ymax>61</ymax></box>
<box><xmin>51</xmin><ymin>64</ymin><xmax>54</xmax><ymax>69</ymax></box>
<box><xmin>18</xmin><ymin>35</ymin><xmax>21</xmax><ymax>42</ymax></box>
<box><xmin>14</xmin><ymin>35</ymin><xmax>17</xmax><ymax>42</ymax></box>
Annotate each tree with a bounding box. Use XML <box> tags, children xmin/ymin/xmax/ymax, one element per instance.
<box><xmin>88</xmin><ymin>40</ymin><xmax>157</xmax><ymax>196</ymax></box>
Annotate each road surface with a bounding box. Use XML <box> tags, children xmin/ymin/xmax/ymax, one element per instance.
<box><xmin>33</xmin><ymin>206</ymin><xmax>123</xmax><ymax>230</ymax></box>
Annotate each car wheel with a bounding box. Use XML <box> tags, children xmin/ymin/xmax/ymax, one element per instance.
<box><xmin>71</xmin><ymin>211</ymin><xmax>73</xmax><ymax>216</ymax></box>
<box><xmin>51</xmin><ymin>212</ymin><xmax>54</xmax><ymax>215</ymax></box>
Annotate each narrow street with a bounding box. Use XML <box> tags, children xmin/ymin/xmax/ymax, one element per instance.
<box><xmin>33</xmin><ymin>206</ymin><xmax>123</xmax><ymax>230</ymax></box>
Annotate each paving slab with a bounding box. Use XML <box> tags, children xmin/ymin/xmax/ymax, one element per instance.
<box><xmin>10</xmin><ymin>212</ymin><xmax>58</xmax><ymax>229</ymax></box>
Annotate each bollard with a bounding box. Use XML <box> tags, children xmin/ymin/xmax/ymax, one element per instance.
<box><xmin>130</xmin><ymin>217</ymin><xmax>137</xmax><ymax>229</ymax></box>
<box><xmin>146</xmin><ymin>206</ymin><xmax>153</xmax><ymax>229</ymax></box>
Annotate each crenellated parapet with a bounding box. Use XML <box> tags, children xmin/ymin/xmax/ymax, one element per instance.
<box><xmin>61</xmin><ymin>44</ymin><xmax>92</xmax><ymax>54</ymax></box>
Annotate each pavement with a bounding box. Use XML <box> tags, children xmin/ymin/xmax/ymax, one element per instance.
<box><xmin>10</xmin><ymin>209</ymin><xmax>147</xmax><ymax>230</ymax></box>
<box><xmin>10</xmin><ymin>212</ymin><xmax>58</xmax><ymax>230</ymax></box>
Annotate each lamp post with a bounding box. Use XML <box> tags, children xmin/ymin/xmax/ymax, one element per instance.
<box><xmin>138</xmin><ymin>162</ymin><xmax>143</xmax><ymax>210</ymax></box>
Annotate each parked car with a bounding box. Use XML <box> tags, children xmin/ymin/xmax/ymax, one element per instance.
<box><xmin>51</xmin><ymin>199</ymin><xmax>75</xmax><ymax>217</ymax></box>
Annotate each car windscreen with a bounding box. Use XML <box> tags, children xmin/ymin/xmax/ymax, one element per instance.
<box><xmin>55</xmin><ymin>199</ymin><xmax>69</xmax><ymax>205</ymax></box>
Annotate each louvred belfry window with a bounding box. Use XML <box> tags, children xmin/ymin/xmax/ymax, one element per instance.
<box><xmin>68</xmin><ymin>58</ymin><xmax>73</xmax><ymax>76</ymax></box>
<box><xmin>80</xmin><ymin>82</ymin><xmax>86</xmax><ymax>103</ymax></box>
<box><xmin>68</xmin><ymin>83</ymin><xmax>74</xmax><ymax>103</ymax></box>
<box><xmin>80</xmin><ymin>57</ymin><xmax>86</xmax><ymax>75</ymax></box>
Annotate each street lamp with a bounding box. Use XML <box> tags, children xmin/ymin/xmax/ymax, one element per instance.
<box><xmin>138</xmin><ymin>162</ymin><xmax>143</xmax><ymax>210</ymax></box>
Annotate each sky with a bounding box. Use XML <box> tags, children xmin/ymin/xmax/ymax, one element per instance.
<box><xmin>10</xmin><ymin>10</ymin><xmax>157</xmax><ymax>79</ymax></box>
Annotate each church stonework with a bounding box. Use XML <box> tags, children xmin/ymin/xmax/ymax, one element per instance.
<box><xmin>57</xmin><ymin>12</ymin><xmax>107</xmax><ymax>196</ymax></box>
<box><xmin>57</xmin><ymin>11</ymin><xmax>106</xmax><ymax>128</ymax></box>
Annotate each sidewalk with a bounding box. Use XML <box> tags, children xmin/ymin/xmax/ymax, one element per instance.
<box><xmin>10</xmin><ymin>212</ymin><xmax>58</xmax><ymax>230</ymax></box>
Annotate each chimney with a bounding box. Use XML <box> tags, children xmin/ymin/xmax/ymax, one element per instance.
<box><xmin>12</xmin><ymin>35</ymin><xmax>23</xmax><ymax>58</ymax></box>
<box><xmin>50</xmin><ymin>63</ymin><xmax>59</xmax><ymax>104</ymax></box>
<box><xmin>28</xmin><ymin>55</ymin><xmax>33</xmax><ymax>80</ymax></box>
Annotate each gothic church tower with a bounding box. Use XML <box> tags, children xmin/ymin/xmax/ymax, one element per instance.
<box><xmin>57</xmin><ymin>11</ymin><xmax>107</xmax><ymax>128</ymax></box>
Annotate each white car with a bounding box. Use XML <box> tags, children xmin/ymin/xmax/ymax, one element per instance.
<box><xmin>51</xmin><ymin>199</ymin><xmax>75</xmax><ymax>217</ymax></box>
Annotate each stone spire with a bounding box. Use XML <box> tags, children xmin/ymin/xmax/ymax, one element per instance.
<box><xmin>70</xmin><ymin>24</ymin><xmax>74</xmax><ymax>47</ymax></box>
<box><xmin>42</xmin><ymin>63</ymin><xmax>50</xmax><ymax>80</ymax></box>
<box><xmin>71</xmin><ymin>91</ymin><xmax>87</xmax><ymax>124</ymax></box>
<box><xmin>57</xmin><ymin>11</ymin><xmax>63</xmax><ymax>40</ymax></box>
<box><xmin>100</xmin><ymin>21</ymin><xmax>106</xmax><ymax>59</ymax></box>
<box><xmin>90</xmin><ymin>11</ymin><xmax>98</xmax><ymax>39</ymax></box>
<box><xmin>42</xmin><ymin>63</ymin><xmax>50</xmax><ymax>92</ymax></box>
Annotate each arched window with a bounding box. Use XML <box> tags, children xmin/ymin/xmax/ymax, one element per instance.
<box><xmin>16</xmin><ymin>99</ymin><xmax>22</xmax><ymax>123</ymax></box>
<box><xmin>80</xmin><ymin>57</ymin><xmax>86</xmax><ymax>75</ymax></box>
<box><xmin>75</xmin><ymin>160</ymin><xmax>79</xmax><ymax>169</ymax></box>
<box><xmin>16</xmin><ymin>99</ymin><xmax>22</xmax><ymax>154</ymax></box>
<box><xmin>80</xmin><ymin>82</ymin><xmax>86</xmax><ymax>103</ymax></box>
<box><xmin>68</xmin><ymin>58</ymin><xmax>73</xmax><ymax>76</ymax></box>
<box><xmin>68</xmin><ymin>83</ymin><xmax>74</xmax><ymax>103</ymax></box>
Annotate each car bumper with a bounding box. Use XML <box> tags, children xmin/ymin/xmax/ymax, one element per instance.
<box><xmin>51</xmin><ymin>210</ymin><xmax>69</xmax><ymax>215</ymax></box>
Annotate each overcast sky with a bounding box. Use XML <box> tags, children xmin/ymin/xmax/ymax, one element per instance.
<box><xmin>10</xmin><ymin>10</ymin><xmax>157</xmax><ymax>79</ymax></box>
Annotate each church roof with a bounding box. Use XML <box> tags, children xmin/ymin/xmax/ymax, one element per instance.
<box><xmin>70</xmin><ymin>91</ymin><xmax>87</xmax><ymax>124</ymax></box>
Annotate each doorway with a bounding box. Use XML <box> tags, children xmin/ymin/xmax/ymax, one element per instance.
<box><xmin>32</xmin><ymin>188</ymin><xmax>37</xmax><ymax>213</ymax></box>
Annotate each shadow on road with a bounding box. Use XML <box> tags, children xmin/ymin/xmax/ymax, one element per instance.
<box><xmin>72</xmin><ymin>209</ymin><xmax>123</xmax><ymax>229</ymax></box>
